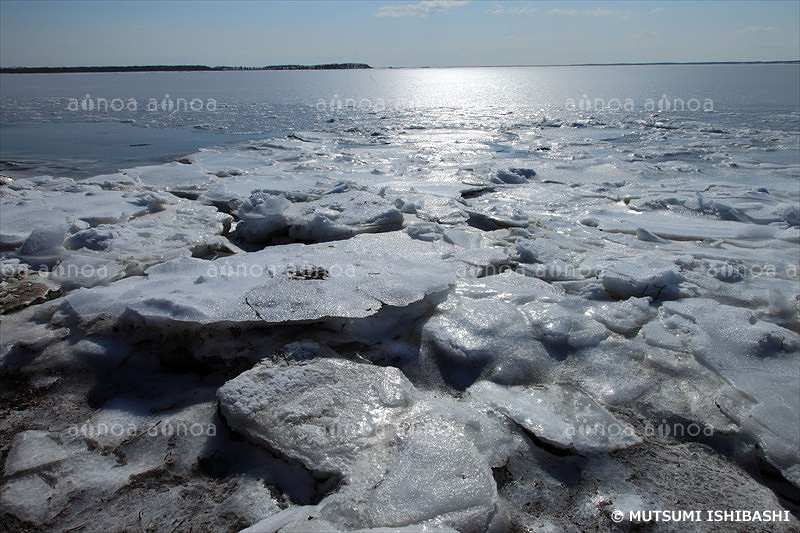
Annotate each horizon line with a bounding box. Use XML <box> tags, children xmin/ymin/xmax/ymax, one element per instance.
<box><xmin>1</xmin><ymin>60</ymin><xmax>799</xmax><ymax>73</ymax></box>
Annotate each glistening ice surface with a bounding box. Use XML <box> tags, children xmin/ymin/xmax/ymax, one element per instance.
<box><xmin>1</xmin><ymin>65</ymin><xmax>799</xmax><ymax>531</ymax></box>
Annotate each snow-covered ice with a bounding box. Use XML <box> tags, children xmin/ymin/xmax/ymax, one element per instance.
<box><xmin>56</xmin><ymin>231</ymin><xmax>458</xmax><ymax>327</ymax></box>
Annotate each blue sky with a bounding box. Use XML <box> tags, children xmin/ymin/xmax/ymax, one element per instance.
<box><xmin>1</xmin><ymin>0</ymin><xmax>798</xmax><ymax>67</ymax></box>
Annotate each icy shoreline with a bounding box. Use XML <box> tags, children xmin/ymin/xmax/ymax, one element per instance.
<box><xmin>1</xmin><ymin>122</ymin><xmax>799</xmax><ymax>531</ymax></box>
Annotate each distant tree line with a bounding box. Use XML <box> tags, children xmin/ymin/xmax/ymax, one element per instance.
<box><xmin>263</xmin><ymin>63</ymin><xmax>371</xmax><ymax>70</ymax></box>
<box><xmin>0</xmin><ymin>63</ymin><xmax>372</xmax><ymax>74</ymax></box>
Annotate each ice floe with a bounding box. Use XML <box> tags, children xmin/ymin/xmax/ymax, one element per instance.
<box><xmin>56</xmin><ymin>231</ymin><xmax>457</xmax><ymax>328</ymax></box>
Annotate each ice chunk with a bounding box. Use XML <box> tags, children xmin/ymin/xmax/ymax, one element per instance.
<box><xmin>704</xmin><ymin>260</ymin><xmax>744</xmax><ymax>282</ymax></box>
<box><xmin>391</xmin><ymin>192</ymin><xmax>468</xmax><ymax>225</ymax></box>
<box><xmin>241</xmin><ymin>507</ymin><xmax>328</xmax><ymax>533</ymax></box>
<box><xmin>348</xmin><ymin>421</ymin><xmax>499</xmax><ymax>531</ymax></box>
<box><xmin>189</xmin><ymin>147</ymin><xmax>274</xmax><ymax>175</ymax></box>
<box><xmin>398</xmin><ymin>231</ymin><xmax>508</xmax><ymax>277</ymax></box>
<box><xmin>587</xmin><ymin>208</ymin><xmax>780</xmax><ymax>242</ymax></box>
<box><xmin>123</xmin><ymin>162</ymin><xmax>218</xmax><ymax>195</ymax></box>
<box><xmin>221</xmin><ymin>358</ymin><xmax>501</xmax><ymax>531</ymax></box>
<box><xmin>233</xmin><ymin>193</ymin><xmax>292</xmax><ymax>243</ymax></box>
<box><xmin>452</xmin><ymin>270</ymin><xmax>565</xmax><ymax>304</ymax></box>
<box><xmin>0</xmin><ymin>475</ymin><xmax>56</xmax><ymax>523</ymax></box>
<box><xmin>464</xmin><ymin>193</ymin><xmax>530</xmax><ymax>230</ymax></box>
<box><xmin>421</xmin><ymin>273</ymin><xmax>572</xmax><ymax>387</ymax></box>
<box><xmin>244</xmin><ymin>506</ymin><xmax>461</xmax><ymax>533</ymax></box>
<box><xmin>593</xmin><ymin>256</ymin><xmax>685</xmax><ymax>300</ymax></box>
<box><xmin>49</xmin><ymin>252</ymin><xmax>126</xmax><ymax>289</ymax></box>
<box><xmin>58</xmin><ymin>232</ymin><xmax>456</xmax><ymax>328</ymax></box>
<box><xmin>286</xmin><ymin>190</ymin><xmax>403</xmax><ymax>242</ymax></box>
<box><xmin>587</xmin><ymin>297</ymin><xmax>653</xmax><ymax>336</ymax></box>
<box><xmin>492</xmin><ymin>169</ymin><xmax>528</xmax><ymax>184</ymax></box>
<box><xmin>17</xmin><ymin>227</ymin><xmax>66</xmax><ymax>269</ymax></box>
<box><xmin>521</xmin><ymin>301</ymin><xmax>609</xmax><ymax>348</ymax></box>
<box><xmin>218</xmin><ymin>358</ymin><xmax>415</xmax><ymax>475</ymax></box>
<box><xmin>62</xmin><ymin>201</ymin><xmax>234</xmax><ymax>278</ymax></box>
<box><xmin>643</xmin><ymin>299</ymin><xmax>800</xmax><ymax>485</ymax></box>
<box><xmin>468</xmin><ymin>381</ymin><xmax>641</xmax><ymax>453</ymax></box>
<box><xmin>423</xmin><ymin>295</ymin><xmax>552</xmax><ymax>388</ymax></box>
<box><xmin>405</xmin><ymin>222</ymin><xmax>444</xmax><ymax>242</ymax></box>
<box><xmin>1</xmin><ymin>187</ymin><xmax>155</xmax><ymax>249</ymax></box>
<box><xmin>82</xmin><ymin>172</ymin><xmax>140</xmax><ymax>190</ymax></box>
<box><xmin>234</xmin><ymin>190</ymin><xmax>403</xmax><ymax>244</ymax></box>
<box><xmin>635</xmin><ymin>227</ymin><xmax>667</xmax><ymax>243</ymax></box>
<box><xmin>200</xmin><ymin>173</ymin><xmax>333</xmax><ymax>209</ymax></box>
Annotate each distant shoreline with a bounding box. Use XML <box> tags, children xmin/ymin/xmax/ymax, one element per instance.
<box><xmin>463</xmin><ymin>60</ymin><xmax>800</xmax><ymax>68</ymax></box>
<box><xmin>0</xmin><ymin>63</ymin><xmax>371</xmax><ymax>74</ymax></box>
<box><xmin>0</xmin><ymin>61</ymin><xmax>797</xmax><ymax>74</ymax></box>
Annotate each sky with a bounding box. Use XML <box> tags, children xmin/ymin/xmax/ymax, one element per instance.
<box><xmin>1</xmin><ymin>0</ymin><xmax>798</xmax><ymax>68</ymax></box>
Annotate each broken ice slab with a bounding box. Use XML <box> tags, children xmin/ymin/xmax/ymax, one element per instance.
<box><xmin>584</xmin><ymin>207</ymin><xmax>782</xmax><ymax>242</ymax></box>
<box><xmin>389</xmin><ymin>191</ymin><xmax>469</xmax><ymax>226</ymax></box>
<box><xmin>468</xmin><ymin>381</ymin><xmax>641</xmax><ymax>453</ymax></box>
<box><xmin>3</xmin><ymin>430</ymin><xmax>80</xmax><ymax>477</ymax></box>
<box><xmin>338</xmin><ymin>420</ymin><xmax>500</xmax><ymax>531</ymax></box>
<box><xmin>57</xmin><ymin>201</ymin><xmax>235</xmax><ymax>286</ymax></box>
<box><xmin>219</xmin><ymin>357</ymin><xmax>502</xmax><ymax>531</ymax></box>
<box><xmin>463</xmin><ymin>195</ymin><xmax>530</xmax><ymax>230</ymax></box>
<box><xmin>491</xmin><ymin>168</ymin><xmax>536</xmax><ymax>185</ymax></box>
<box><xmin>243</xmin><ymin>505</ymin><xmax>460</xmax><ymax>532</ymax></box>
<box><xmin>184</xmin><ymin>147</ymin><xmax>276</xmax><ymax>176</ymax></box>
<box><xmin>284</xmin><ymin>190</ymin><xmax>404</xmax><ymax>242</ymax></box>
<box><xmin>585</xmin><ymin>297</ymin><xmax>654</xmax><ymax>336</ymax></box>
<box><xmin>199</xmin><ymin>173</ymin><xmax>336</xmax><ymax>209</ymax></box>
<box><xmin>422</xmin><ymin>272</ymin><xmax>615</xmax><ymax>387</ymax></box>
<box><xmin>123</xmin><ymin>162</ymin><xmax>219</xmax><ymax>196</ymax></box>
<box><xmin>624</xmin><ymin>187</ymin><xmax>800</xmax><ymax>227</ymax></box>
<box><xmin>16</xmin><ymin>227</ymin><xmax>67</xmax><ymax>270</ymax></box>
<box><xmin>642</xmin><ymin>298</ymin><xmax>800</xmax><ymax>487</ymax></box>
<box><xmin>218</xmin><ymin>358</ymin><xmax>414</xmax><ymax>475</ymax></box>
<box><xmin>0</xmin><ymin>185</ymin><xmax>171</xmax><ymax>250</ymax></box>
<box><xmin>232</xmin><ymin>189</ymin><xmax>403</xmax><ymax>244</ymax></box>
<box><xmin>423</xmin><ymin>294</ymin><xmax>553</xmax><ymax>388</ymax></box>
<box><xmin>520</xmin><ymin>301</ymin><xmax>610</xmax><ymax>348</ymax></box>
<box><xmin>585</xmin><ymin>255</ymin><xmax>686</xmax><ymax>300</ymax></box>
<box><xmin>56</xmin><ymin>231</ymin><xmax>458</xmax><ymax>327</ymax></box>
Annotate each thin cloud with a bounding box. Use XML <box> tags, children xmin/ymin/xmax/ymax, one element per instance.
<box><xmin>629</xmin><ymin>30</ymin><xmax>657</xmax><ymax>39</ymax></box>
<box><xmin>375</xmin><ymin>0</ymin><xmax>469</xmax><ymax>18</ymax></box>
<box><xmin>650</xmin><ymin>7</ymin><xmax>665</xmax><ymax>14</ymax></box>
<box><xmin>739</xmin><ymin>26</ymin><xmax>781</xmax><ymax>33</ymax></box>
<box><xmin>548</xmin><ymin>7</ymin><xmax>631</xmax><ymax>20</ymax></box>
<box><xmin>491</xmin><ymin>3</ymin><xmax>538</xmax><ymax>16</ymax></box>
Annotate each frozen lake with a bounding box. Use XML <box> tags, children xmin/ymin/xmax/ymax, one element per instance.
<box><xmin>1</xmin><ymin>64</ymin><xmax>798</xmax><ymax>175</ymax></box>
<box><xmin>1</xmin><ymin>64</ymin><xmax>799</xmax><ymax>531</ymax></box>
